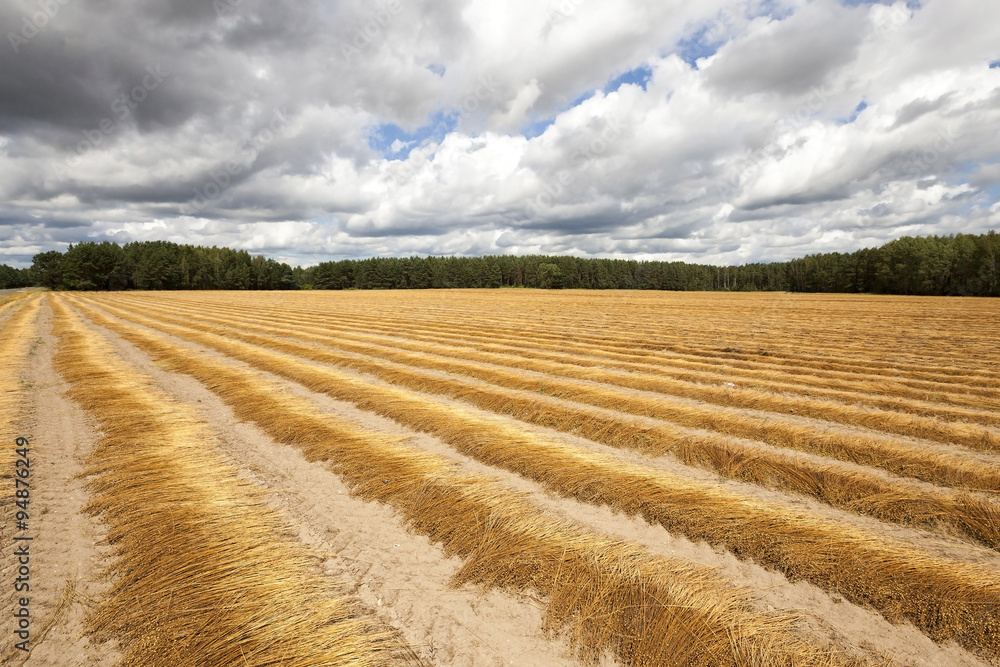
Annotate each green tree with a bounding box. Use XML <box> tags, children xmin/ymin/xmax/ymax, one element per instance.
<box><xmin>30</xmin><ymin>251</ymin><xmax>65</xmax><ymax>289</ymax></box>
<box><xmin>60</xmin><ymin>242</ymin><xmax>126</xmax><ymax>290</ymax></box>
<box><xmin>537</xmin><ymin>263</ymin><xmax>564</xmax><ymax>289</ymax></box>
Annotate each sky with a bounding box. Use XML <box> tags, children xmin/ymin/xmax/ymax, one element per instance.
<box><xmin>1</xmin><ymin>0</ymin><xmax>998</xmax><ymax>268</ymax></box>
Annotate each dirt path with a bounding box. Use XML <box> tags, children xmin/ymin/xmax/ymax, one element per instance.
<box><xmin>1</xmin><ymin>301</ymin><xmax>120</xmax><ymax>665</ymax></box>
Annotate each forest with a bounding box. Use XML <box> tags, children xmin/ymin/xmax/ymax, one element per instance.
<box><xmin>1</xmin><ymin>231</ymin><xmax>997</xmax><ymax>295</ymax></box>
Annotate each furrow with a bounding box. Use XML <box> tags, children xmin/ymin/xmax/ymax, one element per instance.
<box><xmin>121</xmin><ymin>296</ymin><xmax>1000</xmax><ymax>448</ymax></box>
<box><xmin>184</xmin><ymin>293</ymin><xmax>1000</xmax><ymax>390</ymax></box>
<box><xmin>71</xmin><ymin>295</ymin><xmax>1000</xmax><ymax>658</ymax></box>
<box><xmin>89</xmin><ymin>297</ymin><xmax>1000</xmax><ymax>498</ymax></box>
<box><xmin>59</xmin><ymin>299</ymin><xmax>861</xmax><ymax>667</ymax></box>
<box><xmin>117</xmin><ymin>293</ymin><xmax>1000</xmax><ymax>409</ymax></box>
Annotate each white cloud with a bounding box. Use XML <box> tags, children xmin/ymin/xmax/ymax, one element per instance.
<box><xmin>0</xmin><ymin>0</ymin><xmax>998</xmax><ymax>266</ymax></box>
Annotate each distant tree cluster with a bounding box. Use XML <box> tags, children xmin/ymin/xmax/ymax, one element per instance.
<box><xmin>782</xmin><ymin>232</ymin><xmax>1000</xmax><ymax>296</ymax></box>
<box><xmin>0</xmin><ymin>263</ymin><xmax>32</xmax><ymax>289</ymax></box>
<box><xmin>0</xmin><ymin>231</ymin><xmax>996</xmax><ymax>295</ymax></box>
<box><xmin>22</xmin><ymin>241</ymin><xmax>296</xmax><ymax>291</ymax></box>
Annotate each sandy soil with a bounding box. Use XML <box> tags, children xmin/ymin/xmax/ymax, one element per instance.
<box><xmin>1</xmin><ymin>304</ymin><xmax>120</xmax><ymax>665</ymax></box>
<box><xmin>67</xmin><ymin>298</ymin><xmax>998</xmax><ymax>667</ymax></box>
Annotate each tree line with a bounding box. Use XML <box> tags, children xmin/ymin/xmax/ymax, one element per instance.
<box><xmin>0</xmin><ymin>232</ymin><xmax>997</xmax><ymax>295</ymax></box>
<box><xmin>7</xmin><ymin>241</ymin><xmax>296</xmax><ymax>291</ymax></box>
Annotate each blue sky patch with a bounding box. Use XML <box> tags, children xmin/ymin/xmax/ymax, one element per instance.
<box><xmin>835</xmin><ymin>101</ymin><xmax>868</xmax><ymax>125</ymax></box>
<box><xmin>603</xmin><ymin>65</ymin><xmax>652</xmax><ymax>93</ymax></box>
<box><xmin>676</xmin><ymin>1</ymin><xmax>796</xmax><ymax>68</ymax></box>
<box><xmin>848</xmin><ymin>100</ymin><xmax>867</xmax><ymax>123</ymax></box>
<box><xmin>368</xmin><ymin>111</ymin><xmax>457</xmax><ymax>159</ymax></box>
<box><xmin>751</xmin><ymin>0</ymin><xmax>796</xmax><ymax>21</ymax></box>
<box><xmin>521</xmin><ymin>118</ymin><xmax>555</xmax><ymax>139</ymax></box>
<box><xmin>990</xmin><ymin>60</ymin><xmax>1000</xmax><ymax>69</ymax></box>
<box><xmin>518</xmin><ymin>90</ymin><xmax>598</xmax><ymax>139</ymax></box>
<box><xmin>568</xmin><ymin>90</ymin><xmax>596</xmax><ymax>108</ymax></box>
<box><xmin>678</xmin><ymin>27</ymin><xmax>721</xmax><ymax>67</ymax></box>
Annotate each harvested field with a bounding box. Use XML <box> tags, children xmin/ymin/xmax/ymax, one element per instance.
<box><xmin>4</xmin><ymin>289</ymin><xmax>999</xmax><ymax>666</ymax></box>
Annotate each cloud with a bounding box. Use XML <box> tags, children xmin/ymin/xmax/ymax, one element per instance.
<box><xmin>0</xmin><ymin>0</ymin><xmax>998</xmax><ymax>267</ymax></box>
<box><xmin>889</xmin><ymin>93</ymin><xmax>955</xmax><ymax>129</ymax></box>
<box><xmin>703</xmin><ymin>0</ymin><xmax>866</xmax><ymax>96</ymax></box>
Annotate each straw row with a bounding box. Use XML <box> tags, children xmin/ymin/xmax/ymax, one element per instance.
<box><xmin>392</xmin><ymin>300</ymin><xmax>999</xmax><ymax>383</ymax></box>
<box><xmin>183</xmin><ymin>291</ymin><xmax>998</xmax><ymax>390</ymax></box>
<box><xmin>89</xmin><ymin>299</ymin><xmax>1000</xmax><ymax>550</ymax></box>
<box><xmin>0</xmin><ymin>295</ymin><xmax>40</xmax><ymax>428</ymax></box>
<box><xmin>269</xmin><ymin>290</ymin><xmax>986</xmax><ymax>368</ymax></box>
<box><xmin>115</xmin><ymin>296</ymin><xmax>1000</xmax><ymax>435</ymax></box>
<box><xmin>71</xmin><ymin>296</ymin><xmax>1000</xmax><ymax>657</ymax></box>
<box><xmin>85</xmin><ymin>297</ymin><xmax>1000</xmax><ymax>499</ymax></box>
<box><xmin>114</xmin><ymin>293</ymin><xmax>1000</xmax><ymax>410</ymax></box>
<box><xmin>109</xmin><ymin>292</ymin><xmax>997</xmax><ymax>389</ymax></box>
<box><xmin>48</xmin><ymin>296</ymin><xmax>407</xmax><ymax>667</ymax></box>
<box><xmin>127</xmin><ymin>297</ymin><xmax>1000</xmax><ymax>450</ymax></box>
<box><xmin>0</xmin><ymin>290</ymin><xmax>30</xmax><ymax>315</ymax></box>
<box><xmin>313</xmin><ymin>309</ymin><xmax>1000</xmax><ymax>408</ymax></box>
<box><xmin>57</xmin><ymin>297</ymin><xmax>867</xmax><ymax>667</ymax></box>
<box><xmin>154</xmin><ymin>296</ymin><xmax>1000</xmax><ymax>428</ymax></box>
<box><xmin>323</xmin><ymin>310</ymin><xmax>1000</xmax><ymax>395</ymax></box>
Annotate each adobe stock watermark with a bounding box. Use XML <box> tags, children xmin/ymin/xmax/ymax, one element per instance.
<box><xmin>716</xmin><ymin>85</ymin><xmax>832</xmax><ymax>200</ymax></box>
<box><xmin>213</xmin><ymin>0</ymin><xmax>243</xmax><ymax>19</ymax></box>
<box><xmin>189</xmin><ymin>108</ymin><xmax>291</xmax><ymax>212</ymax></box>
<box><xmin>702</xmin><ymin>7</ymin><xmax>736</xmax><ymax>45</ymax></box>
<box><xmin>340</xmin><ymin>0</ymin><xmax>403</xmax><ymax>64</ymax></box>
<box><xmin>524</xmin><ymin>116</ymin><xmax>625</xmax><ymax>217</ymax></box>
<box><xmin>383</xmin><ymin>74</ymin><xmax>501</xmax><ymax>191</ymax></box>
<box><xmin>54</xmin><ymin>65</ymin><xmax>171</xmax><ymax>177</ymax></box>
<box><xmin>543</xmin><ymin>0</ymin><xmax>584</xmax><ymax>30</ymax></box>
<box><xmin>883</xmin><ymin>126</ymin><xmax>958</xmax><ymax>197</ymax></box>
<box><xmin>7</xmin><ymin>0</ymin><xmax>72</xmax><ymax>54</ymax></box>
<box><xmin>871</xmin><ymin>2</ymin><xmax>911</xmax><ymax>38</ymax></box>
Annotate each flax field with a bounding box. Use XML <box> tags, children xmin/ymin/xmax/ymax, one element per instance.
<box><xmin>2</xmin><ymin>289</ymin><xmax>999</xmax><ymax>667</ymax></box>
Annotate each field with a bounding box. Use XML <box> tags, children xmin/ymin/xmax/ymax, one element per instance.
<box><xmin>2</xmin><ymin>289</ymin><xmax>999</xmax><ymax>666</ymax></box>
